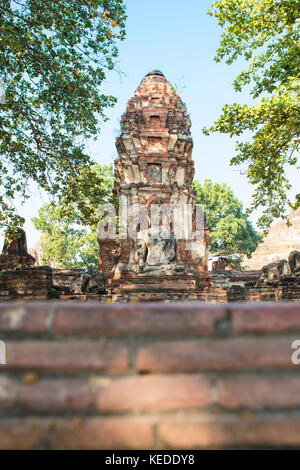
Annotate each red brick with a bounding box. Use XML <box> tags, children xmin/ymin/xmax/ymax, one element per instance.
<box><xmin>136</xmin><ymin>338</ymin><xmax>294</xmax><ymax>372</ymax></box>
<box><xmin>53</xmin><ymin>303</ymin><xmax>226</xmax><ymax>336</ymax></box>
<box><xmin>0</xmin><ymin>376</ymin><xmax>17</xmax><ymax>410</ymax></box>
<box><xmin>95</xmin><ymin>374</ymin><xmax>212</xmax><ymax>412</ymax></box>
<box><xmin>0</xmin><ymin>419</ymin><xmax>49</xmax><ymax>450</ymax></box>
<box><xmin>17</xmin><ymin>374</ymin><xmax>211</xmax><ymax>413</ymax></box>
<box><xmin>217</xmin><ymin>375</ymin><xmax>300</xmax><ymax>410</ymax></box>
<box><xmin>19</xmin><ymin>378</ymin><xmax>96</xmax><ymax>412</ymax></box>
<box><xmin>245</xmin><ymin>207</ymin><xmax>300</xmax><ymax>270</ymax></box>
<box><xmin>158</xmin><ymin>414</ymin><xmax>300</xmax><ymax>448</ymax></box>
<box><xmin>0</xmin><ymin>303</ymin><xmax>49</xmax><ymax>333</ymax></box>
<box><xmin>232</xmin><ymin>303</ymin><xmax>300</xmax><ymax>334</ymax></box>
<box><xmin>6</xmin><ymin>340</ymin><xmax>128</xmax><ymax>373</ymax></box>
<box><xmin>53</xmin><ymin>417</ymin><xmax>154</xmax><ymax>449</ymax></box>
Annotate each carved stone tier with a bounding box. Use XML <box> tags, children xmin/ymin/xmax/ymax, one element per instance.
<box><xmin>98</xmin><ymin>70</ymin><xmax>210</xmax><ymax>296</ymax></box>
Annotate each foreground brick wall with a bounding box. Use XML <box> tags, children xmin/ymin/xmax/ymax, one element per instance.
<box><xmin>1</xmin><ymin>302</ymin><xmax>300</xmax><ymax>449</ymax></box>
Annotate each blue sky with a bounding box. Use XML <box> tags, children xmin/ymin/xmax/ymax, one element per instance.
<box><xmin>7</xmin><ymin>0</ymin><xmax>298</xmax><ymax>248</ymax></box>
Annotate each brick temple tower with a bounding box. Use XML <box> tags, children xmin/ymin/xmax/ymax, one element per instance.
<box><xmin>98</xmin><ymin>70</ymin><xmax>210</xmax><ymax>301</ymax></box>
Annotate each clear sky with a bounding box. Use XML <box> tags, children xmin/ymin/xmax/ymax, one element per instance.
<box><xmin>6</xmin><ymin>0</ymin><xmax>298</xmax><ymax>248</ymax></box>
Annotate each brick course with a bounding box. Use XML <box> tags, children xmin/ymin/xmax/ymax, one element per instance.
<box><xmin>0</xmin><ymin>301</ymin><xmax>300</xmax><ymax>449</ymax></box>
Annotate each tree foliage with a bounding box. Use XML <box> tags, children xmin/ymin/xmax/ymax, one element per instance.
<box><xmin>205</xmin><ymin>0</ymin><xmax>300</xmax><ymax>230</ymax></box>
<box><xmin>0</xmin><ymin>0</ymin><xmax>126</xmax><ymax>230</ymax></box>
<box><xmin>32</xmin><ymin>164</ymin><xmax>114</xmax><ymax>269</ymax></box>
<box><xmin>193</xmin><ymin>179</ymin><xmax>261</xmax><ymax>258</ymax></box>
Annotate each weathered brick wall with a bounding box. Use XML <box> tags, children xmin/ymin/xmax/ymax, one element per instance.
<box><xmin>1</xmin><ymin>302</ymin><xmax>300</xmax><ymax>449</ymax></box>
<box><xmin>52</xmin><ymin>269</ymin><xmax>85</xmax><ymax>293</ymax></box>
<box><xmin>0</xmin><ymin>268</ymin><xmax>52</xmax><ymax>300</ymax></box>
<box><xmin>245</xmin><ymin>207</ymin><xmax>300</xmax><ymax>270</ymax></box>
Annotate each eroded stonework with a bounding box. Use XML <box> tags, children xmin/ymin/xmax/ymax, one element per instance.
<box><xmin>0</xmin><ymin>229</ymin><xmax>35</xmax><ymax>271</ymax></box>
<box><xmin>245</xmin><ymin>208</ymin><xmax>300</xmax><ymax>269</ymax></box>
<box><xmin>98</xmin><ymin>70</ymin><xmax>210</xmax><ymax>300</ymax></box>
<box><xmin>0</xmin><ymin>229</ymin><xmax>52</xmax><ymax>300</ymax></box>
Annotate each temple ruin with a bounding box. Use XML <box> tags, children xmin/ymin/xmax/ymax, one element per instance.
<box><xmin>0</xmin><ymin>229</ymin><xmax>52</xmax><ymax>300</ymax></box>
<box><xmin>0</xmin><ymin>70</ymin><xmax>300</xmax><ymax>302</ymax></box>
<box><xmin>245</xmin><ymin>208</ymin><xmax>300</xmax><ymax>270</ymax></box>
<box><xmin>98</xmin><ymin>70</ymin><xmax>210</xmax><ymax>301</ymax></box>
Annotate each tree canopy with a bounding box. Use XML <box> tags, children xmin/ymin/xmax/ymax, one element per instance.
<box><xmin>32</xmin><ymin>163</ymin><xmax>114</xmax><ymax>269</ymax></box>
<box><xmin>204</xmin><ymin>0</ymin><xmax>300</xmax><ymax>231</ymax></box>
<box><xmin>193</xmin><ymin>179</ymin><xmax>261</xmax><ymax>259</ymax></box>
<box><xmin>0</xmin><ymin>0</ymin><xmax>126</xmax><ymax>230</ymax></box>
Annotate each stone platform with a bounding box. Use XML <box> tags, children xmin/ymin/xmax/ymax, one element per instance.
<box><xmin>108</xmin><ymin>274</ymin><xmax>210</xmax><ymax>302</ymax></box>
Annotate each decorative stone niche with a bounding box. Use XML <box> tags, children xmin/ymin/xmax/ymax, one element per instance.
<box><xmin>148</xmin><ymin>164</ymin><xmax>162</xmax><ymax>183</ymax></box>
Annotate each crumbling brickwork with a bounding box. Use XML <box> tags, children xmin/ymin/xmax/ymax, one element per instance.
<box><xmin>0</xmin><ymin>230</ymin><xmax>52</xmax><ymax>300</ymax></box>
<box><xmin>0</xmin><ymin>267</ymin><xmax>52</xmax><ymax>300</ymax></box>
<box><xmin>0</xmin><ymin>229</ymin><xmax>35</xmax><ymax>271</ymax></box>
<box><xmin>98</xmin><ymin>70</ymin><xmax>210</xmax><ymax>301</ymax></box>
<box><xmin>246</xmin><ymin>208</ymin><xmax>300</xmax><ymax>270</ymax></box>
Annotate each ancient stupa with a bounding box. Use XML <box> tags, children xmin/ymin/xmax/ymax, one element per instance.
<box><xmin>0</xmin><ymin>228</ymin><xmax>36</xmax><ymax>271</ymax></box>
<box><xmin>98</xmin><ymin>70</ymin><xmax>210</xmax><ymax>301</ymax></box>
